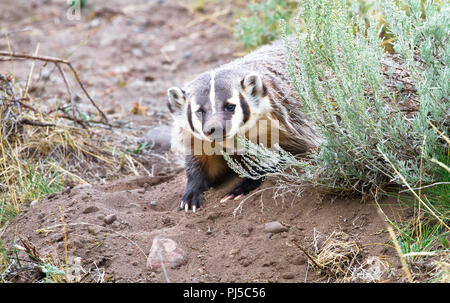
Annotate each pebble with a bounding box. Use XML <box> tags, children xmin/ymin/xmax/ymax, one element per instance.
<box><xmin>207</xmin><ymin>211</ymin><xmax>221</xmax><ymax>221</ymax></box>
<box><xmin>82</xmin><ymin>205</ymin><xmax>99</xmax><ymax>214</ymax></box>
<box><xmin>132</xmin><ymin>48</ymin><xmax>143</xmax><ymax>57</ymax></box>
<box><xmin>183</xmin><ymin>51</ymin><xmax>191</xmax><ymax>59</ymax></box>
<box><xmin>264</xmin><ymin>221</ymin><xmax>289</xmax><ymax>234</ymax></box>
<box><xmin>282</xmin><ymin>272</ymin><xmax>295</xmax><ymax>280</ymax></box>
<box><xmin>229</xmin><ymin>249</ymin><xmax>239</xmax><ymax>256</ymax></box>
<box><xmin>47</xmin><ymin>192</ymin><xmax>58</xmax><ymax>199</ymax></box>
<box><xmin>104</xmin><ymin>214</ymin><xmax>117</xmax><ymax>225</ymax></box>
<box><xmin>144</xmin><ymin>74</ymin><xmax>155</xmax><ymax>82</ymax></box>
<box><xmin>30</xmin><ymin>200</ymin><xmax>38</xmax><ymax>207</ymax></box>
<box><xmin>51</xmin><ymin>234</ymin><xmax>64</xmax><ymax>242</ymax></box>
<box><xmin>150</xmin><ymin>201</ymin><xmax>158</xmax><ymax>207</ymax></box>
<box><xmin>73</xmin><ymin>183</ymin><xmax>92</xmax><ymax>191</ymax></box>
<box><xmin>290</xmin><ymin>256</ymin><xmax>306</xmax><ymax>266</ymax></box>
<box><xmin>146</xmin><ymin>238</ymin><xmax>187</xmax><ymax>272</ymax></box>
<box><xmin>143</xmin><ymin>125</ymin><xmax>172</xmax><ymax>151</ymax></box>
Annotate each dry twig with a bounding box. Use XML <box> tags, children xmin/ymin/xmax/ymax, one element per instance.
<box><xmin>0</xmin><ymin>51</ymin><xmax>109</xmax><ymax>125</ymax></box>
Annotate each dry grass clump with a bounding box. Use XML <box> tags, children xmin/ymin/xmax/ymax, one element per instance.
<box><xmin>312</xmin><ymin>231</ymin><xmax>363</xmax><ymax>280</ymax></box>
<box><xmin>0</xmin><ymin>58</ymin><xmax>148</xmax><ymax>220</ymax></box>
<box><xmin>431</xmin><ymin>257</ymin><xmax>450</xmax><ymax>283</ymax></box>
<box><xmin>293</xmin><ymin>230</ymin><xmax>365</xmax><ymax>282</ymax></box>
<box><xmin>1</xmin><ymin>52</ymin><xmax>157</xmax><ymax>282</ymax></box>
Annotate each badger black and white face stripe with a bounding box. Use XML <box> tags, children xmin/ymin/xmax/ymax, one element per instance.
<box><xmin>168</xmin><ymin>69</ymin><xmax>273</xmax><ymax>144</ymax></box>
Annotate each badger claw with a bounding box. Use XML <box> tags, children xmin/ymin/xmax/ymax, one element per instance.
<box><xmin>179</xmin><ymin>188</ymin><xmax>204</xmax><ymax>212</ymax></box>
<box><xmin>233</xmin><ymin>194</ymin><xmax>243</xmax><ymax>200</ymax></box>
<box><xmin>220</xmin><ymin>178</ymin><xmax>263</xmax><ymax>203</ymax></box>
<box><xmin>220</xmin><ymin>194</ymin><xmax>244</xmax><ymax>203</ymax></box>
<box><xmin>220</xmin><ymin>195</ymin><xmax>234</xmax><ymax>203</ymax></box>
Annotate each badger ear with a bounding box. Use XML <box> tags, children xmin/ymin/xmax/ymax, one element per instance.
<box><xmin>241</xmin><ymin>73</ymin><xmax>266</xmax><ymax>98</ymax></box>
<box><xmin>167</xmin><ymin>87</ymin><xmax>186</xmax><ymax>113</ymax></box>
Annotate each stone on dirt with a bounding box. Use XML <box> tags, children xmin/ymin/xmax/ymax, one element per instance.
<box><xmin>282</xmin><ymin>272</ymin><xmax>295</xmax><ymax>280</ymax></box>
<box><xmin>143</xmin><ymin>125</ymin><xmax>172</xmax><ymax>151</ymax></box>
<box><xmin>82</xmin><ymin>205</ymin><xmax>100</xmax><ymax>214</ymax></box>
<box><xmin>104</xmin><ymin>214</ymin><xmax>117</xmax><ymax>225</ymax></box>
<box><xmin>73</xmin><ymin>183</ymin><xmax>92</xmax><ymax>191</ymax></box>
<box><xmin>264</xmin><ymin>221</ymin><xmax>289</xmax><ymax>234</ymax></box>
<box><xmin>146</xmin><ymin>238</ymin><xmax>187</xmax><ymax>272</ymax></box>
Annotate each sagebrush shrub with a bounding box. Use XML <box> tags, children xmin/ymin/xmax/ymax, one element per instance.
<box><xmin>226</xmin><ymin>0</ymin><xmax>449</xmax><ymax>197</ymax></box>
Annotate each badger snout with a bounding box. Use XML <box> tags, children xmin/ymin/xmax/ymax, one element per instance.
<box><xmin>203</xmin><ymin>119</ymin><xmax>226</xmax><ymax>141</ymax></box>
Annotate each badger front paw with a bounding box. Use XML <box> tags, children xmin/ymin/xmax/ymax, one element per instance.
<box><xmin>220</xmin><ymin>178</ymin><xmax>264</xmax><ymax>203</ymax></box>
<box><xmin>180</xmin><ymin>186</ymin><xmax>206</xmax><ymax>213</ymax></box>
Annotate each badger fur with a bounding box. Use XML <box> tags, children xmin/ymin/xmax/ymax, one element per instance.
<box><xmin>167</xmin><ymin>38</ymin><xmax>322</xmax><ymax>212</ymax></box>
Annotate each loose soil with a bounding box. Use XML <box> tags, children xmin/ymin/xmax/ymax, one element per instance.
<box><xmin>1</xmin><ymin>0</ymin><xmax>406</xmax><ymax>282</ymax></box>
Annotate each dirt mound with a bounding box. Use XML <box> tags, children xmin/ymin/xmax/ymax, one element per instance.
<box><xmin>3</xmin><ymin>174</ymin><xmax>404</xmax><ymax>282</ymax></box>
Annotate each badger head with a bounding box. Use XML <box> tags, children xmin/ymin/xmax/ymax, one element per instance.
<box><xmin>167</xmin><ymin>69</ymin><xmax>272</xmax><ymax>143</ymax></box>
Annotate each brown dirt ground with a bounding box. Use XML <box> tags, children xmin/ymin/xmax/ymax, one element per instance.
<box><xmin>1</xmin><ymin>0</ymin><xmax>407</xmax><ymax>282</ymax></box>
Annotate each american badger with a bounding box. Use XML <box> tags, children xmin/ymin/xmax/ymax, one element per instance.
<box><xmin>167</xmin><ymin>38</ymin><xmax>321</xmax><ymax>212</ymax></box>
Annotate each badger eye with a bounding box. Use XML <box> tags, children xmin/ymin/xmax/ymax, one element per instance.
<box><xmin>195</xmin><ymin>108</ymin><xmax>204</xmax><ymax>117</ymax></box>
<box><xmin>225</xmin><ymin>103</ymin><xmax>236</xmax><ymax>112</ymax></box>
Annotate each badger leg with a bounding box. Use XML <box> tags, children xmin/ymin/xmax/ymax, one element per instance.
<box><xmin>180</xmin><ymin>155</ymin><xmax>210</xmax><ymax>212</ymax></box>
<box><xmin>220</xmin><ymin>177</ymin><xmax>264</xmax><ymax>203</ymax></box>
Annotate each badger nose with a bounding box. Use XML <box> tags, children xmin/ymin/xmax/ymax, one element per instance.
<box><xmin>204</xmin><ymin>126</ymin><xmax>216</xmax><ymax>136</ymax></box>
<box><xmin>203</xmin><ymin>121</ymin><xmax>223</xmax><ymax>139</ymax></box>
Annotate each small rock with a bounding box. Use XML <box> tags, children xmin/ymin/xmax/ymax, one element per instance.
<box><xmin>104</xmin><ymin>214</ymin><xmax>117</xmax><ymax>225</ymax></box>
<box><xmin>143</xmin><ymin>125</ymin><xmax>172</xmax><ymax>151</ymax></box>
<box><xmin>183</xmin><ymin>51</ymin><xmax>191</xmax><ymax>59</ymax></box>
<box><xmin>239</xmin><ymin>258</ymin><xmax>252</xmax><ymax>267</ymax></box>
<box><xmin>83</xmin><ymin>206</ymin><xmax>100</xmax><ymax>214</ymax></box>
<box><xmin>242</xmin><ymin>226</ymin><xmax>253</xmax><ymax>238</ymax></box>
<box><xmin>30</xmin><ymin>200</ymin><xmax>38</xmax><ymax>207</ymax></box>
<box><xmin>47</xmin><ymin>192</ymin><xmax>58</xmax><ymax>199</ymax></box>
<box><xmin>132</xmin><ymin>48</ymin><xmax>143</xmax><ymax>57</ymax></box>
<box><xmin>282</xmin><ymin>272</ymin><xmax>295</xmax><ymax>280</ymax></box>
<box><xmin>207</xmin><ymin>211</ymin><xmax>221</xmax><ymax>221</ymax></box>
<box><xmin>40</xmin><ymin>66</ymin><xmax>52</xmax><ymax>80</ymax></box>
<box><xmin>144</xmin><ymin>74</ymin><xmax>155</xmax><ymax>82</ymax></box>
<box><xmin>62</xmin><ymin>186</ymin><xmax>72</xmax><ymax>195</ymax></box>
<box><xmin>73</xmin><ymin>183</ymin><xmax>92</xmax><ymax>191</ymax></box>
<box><xmin>290</xmin><ymin>256</ymin><xmax>306</xmax><ymax>266</ymax></box>
<box><xmin>51</xmin><ymin>234</ymin><xmax>64</xmax><ymax>242</ymax></box>
<box><xmin>146</xmin><ymin>238</ymin><xmax>187</xmax><ymax>272</ymax></box>
<box><xmin>150</xmin><ymin>201</ymin><xmax>158</xmax><ymax>207</ymax></box>
<box><xmin>264</xmin><ymin>221</ymin><xmax>289</xmax><ymax>234</ymax></box>
<box><xmin>229</xmin><ymin>249</ymin><xmax>239</xmax><ymax>257</ymax></box>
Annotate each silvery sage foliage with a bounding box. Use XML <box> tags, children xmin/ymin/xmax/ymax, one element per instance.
<box><xmin>225</xmin><ymin>0</ymin><xmax>449</xmax><ymax>196</ymax></box>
